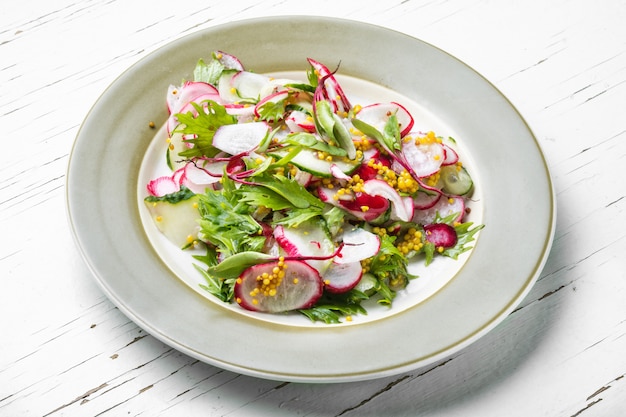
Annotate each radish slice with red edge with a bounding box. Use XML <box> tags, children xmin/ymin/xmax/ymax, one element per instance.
<box><xmin>285</xmin><ymin>110</ymin><xmax>315</xmax><ymax>133</ymax></box>
<box><xmin>234</xmin><ymin>260</ymin><xmax>323</xmax><ymax>313</ymax></box>
<box><xmin>353</xmin><ymin>102</ymin><xmax>414</xmax><ymax>137</ymax></box>
<box><xmin>180</xmin><ymin>160</ymin><xmax>225</xmax><ymax>193</ymax></box>
<box><xmin>214</xmin><ymin>50</ymin><xmax>244</xmax><ymax>71</ymax></box>
<box><xmin>253</xmin><ymin>90</ymin><xmax>290</xmax><ymax>119</ymax></box>
<box><xmin>166</xmin><ymin>81</ymin><xmax>219</xmax><ymax>115</ymax></box>
<box><xmin>441</xmin><ymin>143</ymin><xmax>459</xmax><ymax>166</ymax></box>
<box><xmin>424</xmin><ymin>223</ymin><xmax>458</xmax><ymax>248</ymax></box>
<box><xmin>322</xmin><ymin>261</ymin><xmax>363</xmax><ymax>294</ymax></box>
<box><xmin>334</xmin><ymin>228</ymin><xmax>381</xmax><ymax>264</ymax></box>
<box><xmin>401</xmin><ymin>137</ymin><xmax>445</xmax><ymax>178</ymax></box>
<box><xmin>274</xmin><ymin>223</ymin><xmax>335</xmax><ymax>274</ymax></box>
<box><xmin>413</xmin><ymin>189</ymin><xmax>442</xmax><ymax>210</ymax></box>
<box><xmin>212</xmin><ymin>122</ymin><xmax>270</xmax><ymax>155</ymax></box>
<box><xmin>146</xmin><ymin>174</ymin><xmax>180</xmax><ymax>197</ymax></box>
<box><xmin>232</xmin><ymin>71</ymin><xmax>271</xmax><ymax>100</ymax></box>
<box><xmin>412</xmin><ymin>195</ymin><xmax>466</xmax><ymax>225</ymax></box>
<box><xmin>361</xmin><ymin>179</ymin><xmax>414</xmax><ymax>222</ymax></box>
<box><xmin>307</xmin><ymin>58</ymin><xmax>351</xmax><ymax>113</ymax></box>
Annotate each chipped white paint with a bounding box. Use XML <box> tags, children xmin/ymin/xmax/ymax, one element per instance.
<box><xmin>1</xmin><ymin>1</ymin><xmax>626</xmax><ymax>416</ymax></box>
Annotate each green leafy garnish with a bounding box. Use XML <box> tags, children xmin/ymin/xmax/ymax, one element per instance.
<box><xmin>193</xmin><ymin>57</ymin><xmax>224</xmax><ymax>85</ymax></box>
<box><xmin>174</xmin><ymin>101</ymin><xmax>237</xmax><ymax>159</ymax></box>
<box><xmin>144</xmin><ymin>186</ymin><xmax>195</xmax><ymax>204</ymax></box>
<box><xmin>299</xmin><ymin>290</ymin><xmax>368</xmax><ymax>324</ymax></box>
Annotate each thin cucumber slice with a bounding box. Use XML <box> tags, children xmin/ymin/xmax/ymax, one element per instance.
<box><xmin>269</xmin><ymin>148</ymin><xmax>361</xmax><ymax>177</ymax></box>
<box><xmin>439</xmin><ymin>165</ymin><xmax>473</xmax><ymax>195</ymax></box>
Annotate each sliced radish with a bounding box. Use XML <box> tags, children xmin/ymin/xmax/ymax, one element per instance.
<box><xmin>413</xmin><ymin>189</ymin><xmax>442</xmax><ymax>210</ymax></box>
<box><xmin>146</xmin><ymin>174</ymin><xmax>180</xmax><ymax>197</ymax></box>
<box><xmin>285</xmin><ymin>110</ymin><xmax>315</xmax><ymax>133</ymax></box>
<box><xmin>441</xmin><ymin>143</ymin><xmax>459</xmax><ymax>166</ymax></box>
<box><xmin>180</xmin><ymin>159</ymin><xmax>226</xmax><ymax>193</ymax></box>
<box><xmin>214</xmin><ymin>50</ymin><xmax>244</xmax><ymax>71</ymax></box>
<box><xmin>353</xmin><ymin>102</ymin><xmax>414</xmax><ymax>137</ymax></box>
<box><xmin>217</xmin><ymin>71</ymin><xmax>240</xmax><ymax>103</ymax></box>
<box><xmin>412</xmin><ymin>195</ymin><xmax>466</xmax><ymax>225</ymax></box>
<box><xmin>212</xmin><ymin>122</ymin><xmax>270</xmax><ymax>155</ymax></box>
<box><xmin>253</xmin><ymin>90</ymin><xmax>290</xmax><ymax>119</ymax></box>
<box><xmin>307</xmin><ymin>58</ymin><xmax>351</xmax><ymax>113</ymax></box>
<box><xmin>167</xmin><ymin>81</ymin><xmax>220</xmax><ymax>115</ymax></box>
<box><xmin>330</xmin><ymin>164</ymin><xmax>352</xmax><ymax>181</ymax></box>
<box><xmin>361</xmin><ymin>179</ymin><xmax>414</xmax><ymax>222</ymax></box>
<box><xmin>401</xmin><ymin>137</ymin><xmax>445</xmax><ymax>178</ymax></box>
<box><xmin>224</xmin><ymin>103</ymin><xmax>256</xmax><ymax>122</ymax></box>
<box><xmin>424</xmin><ymin>223</ymin><xmax>458</xmax><ymax>248</ymax></box>
<box><xmin>234</xmin><ymin>260</ymin><xmax>323</xmax><ymax>313</ymax></box>
<box><xmin>274</xmin><ymin>223</ymin><xmax>335</xmax><ymax>274</ymax></box>
<box><xmin>334</xmin><ymin>228</ymin><xmax>381</xmax><ymax>264</ymax></box>
<box><xmin>232</xmin><ymin>71</ymin><xmax>271</xmax><ymax>101</ymax></box>
<box><xmin>322</xmin><ymin>261</ymin><xmax>363</xmax><ymax>294</ymax></box>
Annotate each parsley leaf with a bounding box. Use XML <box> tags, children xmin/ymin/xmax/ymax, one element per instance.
<box><xmin>196</xmin><ymin>183</ymin><xmax>263</xmax><ymax>257</ymax></box>
<box><xmin>174</xmin><ymin>101</ymin><xmax>237</xmax><ymax>159</ymax></box>
<box><xmin>193</xmin><ymin>58</ymin><xmax>224</xmax><ymax>85</ymax></box>
<box><xmin>299</xmin><ymin>290</ymin><xmax>368</xmax><ymax>324</ymax></box>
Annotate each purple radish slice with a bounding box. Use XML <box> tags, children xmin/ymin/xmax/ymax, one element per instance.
<box><xmin>412</xmin><ymin>195</ymin><xmax>466</xmax><ymax>225</ymax></box>
<box><xmin>307</xmin><ymin>58</ymin><xmax>351</xmax><ymax>113</ymax></box>
<box><xmin>334</xmin><ymin>228</ymin><xmax>381</xmax><ymax>264</ymax></box>
<box><xmin>361</xmin><ymin>179</ymin><xmax>414</xmax><ymax>222</ymax></box>
<box><xmin>234</xmin><ymin>260</ymin><xmax>323</xmax><ymax>313</ymax></box>
<box><xmin>424</xmin><ymin>223</ymin><xmax>458</xmax><ymax>248</ymax></box>
<box><xmin>211</xmin><ymin>122</ymin><xmax>270</xmax><ymax>155</ymax></box>
<box><xmin>322</xmin><ymin>261</ymin><xmax>363</xmax><ymax>294</ymax></box>
<box><xmin>353</xmin><ymin>102</ymin><xmax>414</xmax><ymax>137</ymax></box>
<box><xmin>338</xmin><ymin>192</ymin><xmax>390</xmax><ymax>222</ymax></box>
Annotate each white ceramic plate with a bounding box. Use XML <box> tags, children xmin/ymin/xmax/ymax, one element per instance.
<box><xmin>67</xmin><ymin>16</ymin><xmax>555</xmax><ymax>383</ymax></box>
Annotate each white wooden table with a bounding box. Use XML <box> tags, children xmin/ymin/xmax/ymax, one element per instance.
<box><xmin>2</xmin><ymin>1</ymin><xmax>625</xmax><ymax>416</ymax></box>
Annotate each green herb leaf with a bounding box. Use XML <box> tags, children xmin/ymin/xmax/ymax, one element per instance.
<box><xmin>285</xmin><ymin>132</ymin><xmax>347</xmax><ymax>157</ymax></box>
<box><xmin>206</xmin><ymin>251</ymin><xmax>276</xmax><ymax>279</ymax></box>
<box><xmin>144</xmin><ymin>186</ymin><xmax>195</xmax><ymax>204</ymax></box>
<box><xmin>197</xmin><ymin>187</ymin><xmax>263</xmax><ymax>256</ymax></box>
<box><xmin>299</xmin><ymin>290</ymin><xmax>368</xmax><ymax>323</ymax></box>
<box><xmin>256</xmin><ymin>100</ymin><xmax>287</xmax><ymax>121</ymax></box>
<box><xmin>250</xmin><ymin>174</ymin><xmax>325</xmax><ymax>209</ymax></box>
<box><xmin>193</xmin><ymin>58</ymin><xmax>224</xmax><ymax>85</ymax></box>
<box><xmin>174</xmin><ymin>101</ymin><xmax>237</xmax><ymax>159</ymax></box>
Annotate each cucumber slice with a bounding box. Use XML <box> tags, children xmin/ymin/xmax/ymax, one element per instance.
<box><xmin>166</xmin><ymin>131</ymin><xmax>187</xmax><ymax>171</ymax></box>
<box><xmin>439</xmin><ymin>165</ymin><xmax>473</xmax><ymax>195</ymax></box>
<box><xmin>144</xmin><ymin>195</ymin><xmax>201</xmax><ymax>248</ymax></box>
<box><xmin>269</xmin><ymin>148</ymin><xmax>361</xmax><ymax>178</ymax></box>
<box><xmin>354</xmin><ymin>272</ymin><xmax>377</xmax><ymax>296</ymax></box>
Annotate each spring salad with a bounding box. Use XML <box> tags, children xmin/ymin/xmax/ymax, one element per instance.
<box><xmin>143</xmin><ymin>51</ymin><xmax>483</xmax><ymax>324</ymax></box>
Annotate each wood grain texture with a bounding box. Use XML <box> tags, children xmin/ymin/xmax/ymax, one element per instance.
<box><xmin>2</xmin><ymin>0</ymin><xmax>625</xmax><ymax>416</ymax></box>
